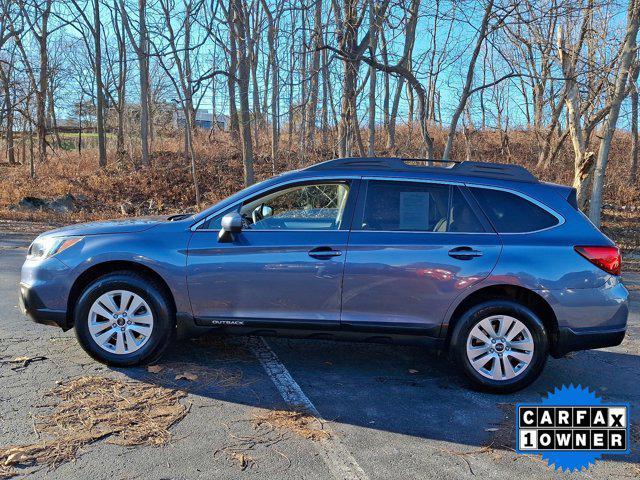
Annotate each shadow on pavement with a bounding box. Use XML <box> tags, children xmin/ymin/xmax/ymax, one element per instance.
<box><xmin>118</xmin><ymin>333</ymin><xmax>640</xmax><ymax>466</ymax></box>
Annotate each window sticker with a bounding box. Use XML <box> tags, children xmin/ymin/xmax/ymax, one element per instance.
<box><xmin>399</xmin><ymin>192</ymin><xmax>430</xmax><ymax>230</ymax></box>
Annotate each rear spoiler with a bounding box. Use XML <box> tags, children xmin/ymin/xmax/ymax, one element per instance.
<box><xmin>566</xmin><ymin>188</ymin><xmax>578</xmax><ymax>209</ymax></box>
<box><xmin>544</xmin><ymin>182</ymin><xmax>578</xmax><ymax>209</ymax></box>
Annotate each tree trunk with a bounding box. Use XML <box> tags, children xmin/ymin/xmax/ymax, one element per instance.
<box><xmin>337</xmin><ymin>0</ymin><xmax>358</xmax><ymax>158</ymax></box>
<box><xmin>632</xmin><ymin>80</ymin><xmax>639</xmax><ymax>183</ymax></box>
<box><xmin>46</xmin><ymin>87</ymin><xmax>61</xmax><ymax>149</ymax></box>
<box><xmin>227</xmin><ymin>18</ymin><xmax>239</xmax><ymax>139</ymax></box>
<box><xmin>259</xmin><ymin>0</ymin><xmax>279</xmax><ymax>165</ymax></box>
<box><xmin>6</xmin><ymin>103</ymin><xmax>14</xmax><ymax>165</ymax></box>
<box><xmin>381</xmin><ymin>28</ymin><xmax>390</xmax><ymax>136</ymax></box>
<box><xmin>184</xmin><ymin>110</ymin><xmax>201</xmax><ymax>206</ymax></box>
<box><xmin>0</xmin><ymin>66</ymin><xmax>15</xmax><ymax>165</ymax></box>
<box><xmin>387</xmin><ymin>78</ymin><xmax>404</xmax><ymax>151</ymax></box>
<box><xmin>113</xmin><ymin>0</ymin><xmax>127</xmax><ymax>161</ymax></box>
<box><xmin>588</xmin><ymin>1</ymin><xmax>640</xmax><ymax>226</ymax></box>
<box><xmin>94</xmin><ymin>0</ymin><xmax>107</xmax><ymax>167</ymax></box>
<box><xmin>233</xmin><ymin>0</ymin><xmax>255</xmax><ymax>185</ymax></box>
<box><xmin>306</xmin><ymin>0</ymin><xmax>322</xmax><ymax>147</ymax></box>
<box><xmin>321</xmin><ymin>45</ymin><xmax>329</xmax><ymax>150</ymax></box>
<box><xmin>36</xmin><ymin>2</ymin><xmax>51</xmax><ymax>164</ymax></box>
<box><xmin>119</xmin><ymin>0</ymin><xmax>151</xmax><ymax>165</ymax></box>
<box><xmin>367</xmin><ymin>0</ymin><xmax>380</xmax><ymax>157</ymax></box>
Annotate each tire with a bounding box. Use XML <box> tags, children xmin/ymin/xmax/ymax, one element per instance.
<box><xmin>449</xmin><ymin>300</ymin><xmax>549</xmax><ymax>393</ymax></box>
<box><xmin>74</xmin><ymin>271</ymin><xmax>175</xmax><ymax>367</ymax></box>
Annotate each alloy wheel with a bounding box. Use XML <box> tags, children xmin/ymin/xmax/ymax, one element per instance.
<box><xmin>87</xmin><ymin>289</ymin><xmax>154</xmax><ymax>355</ymax></box>
<box><xmin>465</xmin><ymin>315</ymin><xmax>534</xmax><ymax>381</ymax></box>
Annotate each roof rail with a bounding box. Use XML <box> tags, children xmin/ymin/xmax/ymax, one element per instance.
<box><xmin>305</xmin><ymin>157</ymin><xmax>537</xmax><ymax>183</ymax></box>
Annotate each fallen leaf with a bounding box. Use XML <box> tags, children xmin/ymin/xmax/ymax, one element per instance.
<box><xmin>175</xmin><ymin>372</ymin><xmax>198</xmax><ymax>381</ymax></box>
<box><xmin>147</xmin><ymin>365</ymin><xmax>164</xmax><ymax>374</ymax></box>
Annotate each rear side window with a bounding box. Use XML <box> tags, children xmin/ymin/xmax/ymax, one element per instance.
<box><xmin>469</xmin><ymin>187</ymin><xmax>559</xmax><ymax>233</ymax></box>
<box><xmin>361</xmin><ymin>181</ymin><xmax>485</xmax><ymax>232</ymax></box>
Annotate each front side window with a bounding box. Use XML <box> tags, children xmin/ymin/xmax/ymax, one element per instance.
<box><xmin>468</xmin><ymin>187</ymin><xmax>559</xmax><ymax>233</ymax></box>
<box><xmin>239</xmin><ymin>182</ymin><xmax>350</xmax><ymax>230</ymax></box>
<box><xmin>361</xmin><ymin>181</ymin><xmax>484</xmax><ymax>232</ymax></box>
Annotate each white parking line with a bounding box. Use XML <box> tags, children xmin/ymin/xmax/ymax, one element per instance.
<box><xmin>247</xmin><ymin>336</ymin><xmax>369</xmax><ymax>480</ymax></box>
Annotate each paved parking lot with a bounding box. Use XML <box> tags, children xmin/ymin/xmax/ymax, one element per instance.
<box><xmin>1</xmin><ymin>228</ymin><xmax>639</xmax><ymax>479</ymax></box>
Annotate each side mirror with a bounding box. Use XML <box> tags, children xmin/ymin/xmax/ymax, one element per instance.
<box><xmin>218</xmin><ymin>212</ymin><xmax>243</xmax><ymax>243</ymax></box>
<box><xmin>261</xmin><ymin>204</ymin><xmax>273</xmax><ymax>218</ymax></box>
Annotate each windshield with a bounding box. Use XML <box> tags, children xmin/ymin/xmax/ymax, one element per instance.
<box><xmin>192</xmin><ymin>174</ymin><xmax>294</xmax><ymax>223</ymax></box>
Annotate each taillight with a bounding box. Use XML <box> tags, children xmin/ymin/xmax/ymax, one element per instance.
<box><xmin>574</xmin><ymin>246</ymin><xmax>621</xmax><ymax>276</ymax></box>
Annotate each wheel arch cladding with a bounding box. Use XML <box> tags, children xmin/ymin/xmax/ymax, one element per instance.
<box><xmin>66</xmin><ymin>261</ymin><xmax>177</xmax><ymax>327</ymax></box>
<box><xmin>445</xmin><ymin>284</ymin><xmax>558</xmax><ymax>350</ymax></box>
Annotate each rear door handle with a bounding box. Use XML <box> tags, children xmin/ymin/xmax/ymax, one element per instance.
<box><xmin>308</xmin><ymin>246</ymin><xmax>343</xmax><ymax>259</ymax></box>
<box><xmin>448</xmin><ymin>246</ymin><xmax>483</xmax><ymax>260</ymax></box>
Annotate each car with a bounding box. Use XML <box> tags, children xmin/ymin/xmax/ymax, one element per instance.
<box><xmin>19</xmin><ymin>157</ymin><xmax>628</xmax><ymax>392</ymax></box>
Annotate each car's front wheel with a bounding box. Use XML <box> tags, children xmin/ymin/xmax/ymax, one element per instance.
<box><xmin>74</xmin><ymin>272</ymin><xmax>174</xmax><ymax>367</ymax></box>
<box><xmin>450</xmin><ymin>300</ymin><xmax>549</xmax><ymax>393</ymax></box>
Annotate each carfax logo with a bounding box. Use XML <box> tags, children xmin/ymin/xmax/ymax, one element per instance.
<box><xmin>516</xmin><ymin>384</ymin><xmax>630</xmax><ymax>472</ymax></box>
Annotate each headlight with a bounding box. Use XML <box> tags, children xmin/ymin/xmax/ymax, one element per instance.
<box><xmin>27</xmin><ymin>236</ymin><xmax>83</xmax><ymax>260</ymax></box>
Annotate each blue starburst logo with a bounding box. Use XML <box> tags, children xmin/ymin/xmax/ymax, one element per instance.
<box><xmin>516</xmin><ymin>384</ymin><xmax>630</xmax><ymax>472</ymax></box>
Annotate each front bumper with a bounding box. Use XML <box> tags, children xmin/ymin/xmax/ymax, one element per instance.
<box><xmin>19</xmin><ymin>283</ymin><xmax>69</xmax><ymax>330</ymax></box>
<box><xmin>552</xmin><ymin>326</ymin><xmax>626</xmax><ymax>358</ymax></box>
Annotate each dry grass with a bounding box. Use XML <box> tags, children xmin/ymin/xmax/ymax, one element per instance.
<box><xmin>214</xmin><ymin>408</ymin><xmax>329</xmax><ymax>471</ymax></box>
<box><xmin>0</xmin><ymin>376</ymin><xmax>188</xmax><ymax>478</ymax></box>
<box><xmin>2</xmin><ymin>127</ymin><xmax>639</xmax><ymax>217</ymax></box>
<box><xmin>251</xmin><ymin>409</ymin><xmax>330</xmax><ymax>442</ymax></box>
<box><xmin>146</xmin><ymin>361</ymin><xmax>251</xmax><ymax>389</ymax></box>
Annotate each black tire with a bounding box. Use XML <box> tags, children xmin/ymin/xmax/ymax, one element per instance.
<box><xmin>74</xmin><ymin>271</ymin><xmax>175</xmax><ymax>367</ymax></box>
<box><xmin>449</xmin><ymin>300</ymin><xmax>549</xmax><ymax>393</ymax></box>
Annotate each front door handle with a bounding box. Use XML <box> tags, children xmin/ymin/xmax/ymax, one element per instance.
<box><xmin>448</xmin><ymin>246</ymin><xmax>483</xmax><ymax>260</ymax></box>
<box><xmin>308</xmin><ymin>246</ymin><xmax>343</xmax><ymax>259</ymax></box>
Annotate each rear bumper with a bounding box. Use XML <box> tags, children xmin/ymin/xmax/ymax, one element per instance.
<box><xmin>540</xmin><ymin>279</ymin><xmax>628</xmax><ymax>357</ymax></box>
<box><xmin>552</xmin><ymin>326</ymin><xmax>626</xmax><ymax>358</ymax></box>
<box><xmin>19</xmin><ymin>283</ymin><xmax>69</xmax><ymax>330</ymax></box>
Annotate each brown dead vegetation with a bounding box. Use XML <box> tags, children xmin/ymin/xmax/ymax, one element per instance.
<box><xmin>215</xmin><ymin>408</ymin><xmax>329</xmax><ymax>471</ymax></box>
<box><xmin>0</xmin><ymin>376</ymin><xmax>188</xmax><ymax>478</ymax></box>
<box><xmin>146</xmin><ymin>360</ymin><xmax>251</xmax><ymax>389</ymax></box>
<box><xmin>1</xmin><ymin>128</ymin><xmax>639</xmax><ymax>259</ymax></box>
<box><xmin>251</xmin><ymin>409</ymin><xmax>330</xmax><ymax>442</ymax></box>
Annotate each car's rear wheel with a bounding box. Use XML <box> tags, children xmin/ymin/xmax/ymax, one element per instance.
<box><xmin>450</xmin><ymin>300</ymin><xmax>549</xmax><ymax>393</ymax></box>
<box><xmin>74</xmin><ymin>272</ymin><xmax>174</xmax><ymax>367</ymax></box>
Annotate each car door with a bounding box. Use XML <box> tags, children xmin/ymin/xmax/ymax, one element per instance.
<box><xmin>341</xmin><ymin>178</ymin><xmax>502</xmax><ymax>336</ymax></box>
<box><xmin>187</xmin><ymin>179</ymin><xmax>359</xmax><ymax>328</ymax></box>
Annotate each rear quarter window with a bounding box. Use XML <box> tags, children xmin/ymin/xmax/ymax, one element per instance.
<box><xmin>469</xmin><ymin>187</ymin><xmax>559</xmax><ymax>233</ymax></box>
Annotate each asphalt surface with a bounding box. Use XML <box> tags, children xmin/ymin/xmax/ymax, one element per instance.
<box><xmin>1</xmin><ymin>227</ymin><xmax>639</xmax><ymax>479</ymax></box>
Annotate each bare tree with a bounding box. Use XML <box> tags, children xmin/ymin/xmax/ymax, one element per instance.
<box><xmin>12</xmin><ymin>0</ymin><xmax>54</xmax><ymax>164</ymax></box>
<box><xmin>631</xmin><ymin>62</ymin><xmax>639</xmax><ymax>184</ymax></box>
<box><xmin>119</xmin><ymin>0</ymin><xmax>151</xmax><ymax>166</ymax></box>
<box><xmin>588</xmin><ymin>0</ymin><xmax>640</xmax><ymax>225</ymax></box>
<box><xmin>259</xmin><ymin>0</ymin><xmax>280</xmax><ymax>163</ymax></box>
<box><xmin>67</xmin><ymin>0</ymin><xmax>108</xmax><ymax>167</ymax></box>
<box><xmin>230</xmin><ymin>0</ymin><xmax>254</xmax><ymax>185</ymax></box>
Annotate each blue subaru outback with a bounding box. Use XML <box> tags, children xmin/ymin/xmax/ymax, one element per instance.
<box><xmin>19</xmin><ymin>158</ymin><xmax>628</xmax><ymax>392</ymax></box>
